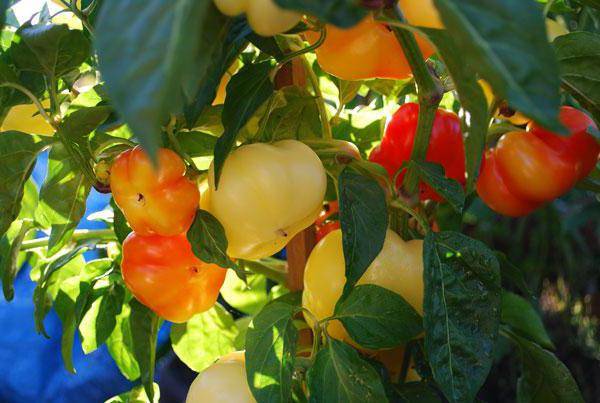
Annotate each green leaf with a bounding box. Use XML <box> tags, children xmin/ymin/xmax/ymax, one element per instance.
<box><xmin>11</xmin><ymin>23</ymin><xmax>90</xmax><ymax>78</ymax></box>
<box><xmin>409</xmin><ymin>161</ymin><xmax>465</xmax><ymax>212</ymax></box>
<box><xmin>245</xmin><ymin>297</ymin><xmax>300</xmax><ymax>403</ymax></box>
<box><xmin>334</xmin><ymin>284</ymin><xmax>423</xmax><ymax>350</ymax></box>
<box><xmin>186</xmin><ymin>209</ymin><xmax>238</xmax><ymax>271</ymax></box>
<box><xmin>338</xmin><ymin>168</ymin><xmax>388</xmax><ymax>292</ymax></box>
<box><xmin>36</xmin><ymin>143</ymin><xmax>91</xmax><ymax>255</ymax></box>
<box><xmin>307</xmin><ymin>339</ymin><xmax>388</xmax><ymax>403</ymax></box>
<box><xmin>80</xmin><ymin>283</ymin><xmax>126</xmax><ymax>354</ymax></box>
<box><xmin>1</xmin><ymin>220</ymin><xmax>33</xmax><ymax>300</ymax></box>
<box><xmin>213</xmin><ymin>60</ymin><xmax>275</xmax><ymax>187</ymax></box>
<box><xmin>501</xmin><ymin>291</ymin><xmax>553</xmax><ymax>350</ymax></box>
<box><xmin>273</xmin><ymin>0</ymin><xmax>366</xmax><ymax>28</ymax></box>
<box><xmin>394</xmin><ymin>382</ymin><xmax>442</xmax><ymax>403</ymax></box>
<box><xmin>110</xmin><ymin>198</ymin><xmax>131</xmax><ymax>244</ymax></box>
<box><xmin>335</xmin><ymin>79</ymin><xmax>361</xmax><ymax>109</ymax></box>
<box><xmin>423</xmin><ymin>231</ymin><xmax>501</xmax><ymax>403</ymax></box>
<box><xmin>106</xmin><ymin>383</ymin><xmax>160</xmax><ymax>403</ymax></box>
<box><xmin>495</xmin><ymin>252</ymin><xmax>533</xmax><ymax>298</ymax></box>
<box><xmin>129</xmin><ymin>300</ymin><xmax>160</xmax><ymax>401</ymax></box>
<box><xmin>58</xmin><ymin>105</ymin><xmax>112</xmax><ymax>181</ymax></box>
<box><xmin>221</xmin><ymin>272</ymin><xmax>269</xmax><ymax>315</ymax></box>
<box><xmin>0</xmin><ymin>132</ymin><xmax>48</xmax><ymax>237</ymax></box>
<box><xmin>184</xmin><ymin>19</ymin><xmax>250</xmax><ymax>127</ymax></box>
<box><xmin>506</xmin><ymin>331</ymin><xmax>584</xmax><ymax>403</ymax></box>
<box><xmin>554</xmin><ymin>31</ymin><xmax>600</xmax><ymax>122</ymax></box>
<box><xmin>170</xmin><ymin>304</ymin><xmax>238</xmax><ymax>372</ymax></box>
<box><xmin>106</xmin><ymin>304</ymin><xmax>141</xmax><ymax>381</ymax></box>
<box><xmin>421</xmin><ymin>28</ymin><xmax>488</xmax><ymax>192</ymax></box>
<box><xmin>433</xmin><ymin>0</ymin><xmax>563</xmax><ymax>132</ymax></box>
<box><xmin>96</xmin><ymin>1</ymin><xmax>228</xmax><ymax>158</ymax></box>
<box><xmin>176</xmin><ymin>131</ymin><xmax>218</xmax><ymax>158</ymax></box>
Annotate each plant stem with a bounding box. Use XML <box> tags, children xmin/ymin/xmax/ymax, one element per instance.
<box><xmin>166</xmin><ymin>117</ymin><xmax>198</xmax><ymax>172</ymax></box>
<box><xmin>0</xmin><ymin>83</ymin><xmax>56</xmax><ymax>129</ymax></box>
<box><xmin>386</xmin><ymin>5</ymin><xmax>442</xmax><ymax>196</ymax></box>
<box><xmin>301</xmin><ymin>56</ymin><xmax>332</xmax><ymax>140</ymax></box>
<box><xmin>389</xmin><ymin>199</ymin><xmax>430</xmax><ymax>235</ymax></box>
<box><xmin>278</xmin><ymin>27</ymin><xmax>326</xmax><ymax>66</ymax></box>
<box><xmin>20</xmin><ymin>229</ymin><xmax>115</xmax><ymax>251</ymax></box>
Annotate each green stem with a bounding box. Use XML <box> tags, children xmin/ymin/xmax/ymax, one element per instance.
<box><xmin>300</xmin><ymin>56</ymin><xmax>332</xmax><ymax>140</ymax></box>
<box><xmin>386</xmin><ymin>5</ymin><xmax>442</xmax><ymax>196</ymax></box>
<box><xmin>166</xmin><ymin>118</ymin><xmax>198</xmax><ymax>172</ymax></box>
<box><xmin>389</xmin><ymin>199</ymin><xmax>430</xmax><ymax>235</ymax></box>
<box><xmin>0</xmin><ymin>83</ymin><xmax>56</xmax><ymax>129</ymax></box>
<box><xmin>93</xmin><ymin>137</ymin><xmax>136</xmax><ymax>160</ymax></box>
<box><xmin>278</xmin><ymin>27</ymin><xmax>326</xmax><ymax>66</ymax></box>
<box><xmin>20</xmin><ymin>229</ymin><xmax>115</xmax><ymax>251</ymax></box>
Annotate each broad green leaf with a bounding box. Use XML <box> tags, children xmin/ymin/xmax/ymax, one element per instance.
<box><xmin>106</xmin><ymin>304</ymin><xmax>141</xmax><ymax>381</ymax></box>
<box><xmin>307</xmin><ymin>339</ymin><xmax>388</xmax><ymax>403</ymax></box>
<box><xmin>221</xmin><ymin>271</ymin><xmax>269</xmax><ymax>315</ymax></box>
<box><xmin>80</xmin><ymin>283</ymin><xmax>126</xmax><ymax>354</ymax></box>
<box><xmin>274</xmin><ymin>0</ymin><xmax>366</xmax><ymax>28</ymax></box>
<box><xmin>11</xmin><ymin>23</ymin><xmax>90</xmax><ymax>77</ymax></box>
<box><xmin>96</xmin><ymin>1</ymin><xmax>228</xmax><ymax>158</ymax></box>
<box><xmin>334</xmin><ymin>284</ymin><xmax>423</xmax><ymax>350</ymax></box>
<box><xmin>423</xmin><ymin>231</ymin><xmax>501</xmax><ymax>403</ymax></box>
<box><xmin>433</xmin><ymin>0</ymin><xmax>563</xmax><ymax>132</ymax></box>
<box><xmin>170</xmin><ymin>304</ymin><xmax>238</xmax><ymax>372</ymax></box>
<box><xmin>0</xmin><ymin>132</ymin><xmax>48</xmax><ymax>237</ymax></box>
<box><xmin>506</xmin><ymin>331</ymin><xmax>584</xmax><ymax>403</ymax></box>
<box><xmin>554</xmin><ymin>31</ymin><xmax>600</xmax><ymax>122</ymax></box>
<box><xmin>501</xmin><ymin>291</ymin><xmax>553</xmax><ymax>350</ymax></box>
<box><xmin>187</xmin><ymin>209</ymin><xmax>238</xmax><ymax>273</ymax></box>
<box><xmin>335</xmin><ymin>79</ymin><xmax>361</xmax><ymax>108</ymax></box>
<box><xmin>105</xmin><ymin>383</ymin><xmax>160</xmax><ymax>403</ymax></box>
<box><xmin>129</xmin><ymin>300</ymin><xmax>160</xmax><ymax>401</ymax></box>
<box><xmin>421</xmin><ymin>28</ymin><xmax>489</xmax><ymax>192</ymax></box>
<box><xmin>245</xmin><ymin>296</ymin><xmax>301</xmax><ymax>403</ymax></box>
<box><xmin>255</xmin><ymin>86</ymin><xmax>323</xmax><ymax>142</ymax></box>
<box><xmin>184</xmin><ymin>19</ymin><xmax>250</xmax><ymax>127</ymax></box>
<box><xmin>36</xmin><ymin>143</ymin><xmax>91</xmax><ymax>255</ymax></box>
<box><xmin>213</xmin><ymin>60</ymin><xmax>275</xmax><ymax>187</ymax></box>
<box><xmin>338</xmin><ymin>168</ymin><xmax>388</xmax><ymax>293</ymax></box>
<box><xmin>409</xmin><ymin>161</ymin><xmax>465</xmax><ymax>212</ymax></box>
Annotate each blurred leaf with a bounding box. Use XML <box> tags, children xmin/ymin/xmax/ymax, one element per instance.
<box><xmin>170</xmin><ymin>304</ymin><xmax>238</xmax><ymax>372</ymax></box>
<box><xmin>96</xmin><ymin>1</ymin><xmax>227</xmax><ymax>158</ymax></box>
<box><xmin>110</xmin><ymin>198</ymin><xmax>131</xmax><ymax>244</ymax></box>
<box><xmin>338</xmin><ymin>168</ymin><xmax>388</xmax><ymax>294</ymax></box>
<box><xmin>394</xmin><ymin>382</ymin><xmax>442</xmax><ymax>403</ymax></box>
<box><xmin>501</xmin><ymin>291</ymin><xmax>553</xmax><ymax>350</ymax></box>
<box><xmin>433</xmin><ymin>0</ymin><xmax>563</xmax><ymax>132</ymax></box>
<box><xmin>307</xmin><ymin>339</ymin><xmax>388</xmax><ymax>403</ymax></box>
<box><xmin>176</xmin><ymin>131</ymin><xmax>218</xmax><ymax>158</ymax></box>
<box><xmin>554</xmin><ymin>31</ymin><xmax>600</xmax><ymax>122</ymax></box>
<box><xmin>0</xmin><ymin>220</ymin><xmax>33</xmax><ymax>300</ymax></box>
<box><xmin>496</xmin><ymin>252</ymin><xmax>534</xmax><ymax>300</ymax></box>
<box><xmin>423</xmin><ymin>231</ymin><xmax>501</xmax><ymax>403</ymax></box>
<box><xmin>335</xmin><ymin>284</ymin><xmax>423</xmax><ymax>349</ymax></box>
<box><xmin>274</xmin><ymin>0</ymin><xmax>366</xmax><ymax>28</ymax></box>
